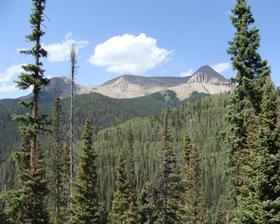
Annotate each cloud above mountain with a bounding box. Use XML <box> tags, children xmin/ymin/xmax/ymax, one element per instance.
<box><xmin>0</xmin><ymin>64</ymin><xmax>24</xmax><ymax>83</ymax></box>
<box><xmin>211</xmin><ymin>62</ymin><xmax>231</xmax><ymax>73</ymax></box>
<box><xmin>89</xmin><ymin>33</ymin><xmax>171</xmax><ymax>74</ymax></box>
<box><xmin>43</xmin><ymin>32</ymin><xmax>89</xmax><ymax>62</ymax></box>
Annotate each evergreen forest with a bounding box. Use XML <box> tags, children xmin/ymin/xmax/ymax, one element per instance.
<box><xmin>0</xmin><ymin>0</ymin><xmax>279</xmax><ymax>223</ymax></box>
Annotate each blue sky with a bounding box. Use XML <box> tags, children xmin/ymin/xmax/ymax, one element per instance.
<box><xmin>0</xmin><ymin>0</ymin><xmax>279</xmax><ymax>99</ymax></box>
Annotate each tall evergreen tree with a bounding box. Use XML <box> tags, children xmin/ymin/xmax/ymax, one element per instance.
<box><xmin>225</xmin><ymin>0</ymin><xmax>271</xmax><ymax>217</ymax></box>
<box><xmin>154</xmin><ymin>109</ymin><xmax>185</xmax><ymax>224</ymax></box>
<box><xmin>110</xmin><ymin>150</ymin><xmax>129</xmax><ymax>224</ymax></box>
<box><xmin>110</xmin><ymin>129</ymin><xmax>138</xmax><ymax>224</ymax></box>
<box><xmin>49</xmin><ymin>97</ymin><xmax>63</xmax><ymax>224</ymax></box>
<box><xmin>228</xmin><ymin>0</ymin><xmax>270</xmax><ymax>113</ymax></box>
<box><xmin>226</xmin><ymin>0</ymin><xmax>278</xmax><ymax>222</ymax></box>
<box><xmin>5</xmin><ymin>0</ymin><xmax>50</xmax><ymax>223</ymax></box>
<box><xmin>72</xmin><ymin>120</ymin><xmax>99</xmax><ymax>224</ymax></box>
<box><xmin>182</xmin><ymin>133</ymin><xmax>206</xmax><ymax>224</ymax></box>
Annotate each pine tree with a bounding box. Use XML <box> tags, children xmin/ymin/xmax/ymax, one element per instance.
<box><xmin>5</xmin><ymin>0</ymin><xmax>50</xmax><ymax>223</ymax></box>
<box><xmin>182</xmin><ymin>133</ymin><xmax>206</xmax><ymax>224</ymax></box>
<box><xmin>110</xmin><ymin>150</ymin><xmax>129</xmax><ymax>224</ymax></box>
<box><xmin>49</xmin><ymin>97</ymin><xmax>63</xmax><ymax>224</ymax></box>
<box><xmin>110</xmin><ymin>129</ymin><xmax>138</xmax><ymax>224</ymax></box>
<box><xmin>225</xmin><ymin>0</ymin><xmax>271</xmax><ymax>219</ymax></box>
<box><xmin>228</xmin><ymin>0</ymin><xmax>270</xmax><ymax>113</ymax></box>
<box><xmin>154</xmin><ymin>109</ymin><xmax>185</xmax><ymax>224</ymax></box>
<box><xmin>72</xmin><ymin>120</ymin><xmax>99</xmax><ymax>224</ymax></box>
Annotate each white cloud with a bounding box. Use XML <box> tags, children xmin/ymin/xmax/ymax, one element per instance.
<box><xmin>179</xmin><ymin>69</ymin><xmax>193</xmax><ymax>77</ymax></box>
<box><xmin>43</xmin><ymin>32</ymin><xmax>89</xmax><ymax>62</ymax></box>
<box><xmin>0</xmin><ymin>64</ymin><xmax>24</xmax><ymax>82</ymax></box>
<box><xmin>89</xmin><ymin>33</ymin><xmax>171</xmax><ymax>74</ymax></box>
<box><xmin>0</xmin><ymin>83</ymin><xmax>17</xmax><ymax>92</ymax></box>
<box><xmin>211</xmin><ymin>62</ymin><xmax>231</xmax><ymax>73</ymax></box>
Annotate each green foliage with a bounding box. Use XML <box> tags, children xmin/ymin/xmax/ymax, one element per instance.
<box><xmin>48</xmin><ymin>97</ymin><xmax>64</xmax><ymax>223</ymax></box>
<box><xmin>72</xmin><ymin>120</ymin><xmax>100</xmax><ymax>224</ymax></box>
<box><xmin>224</xmin><ymin>0</ymin><xmax>280</xmax><ymax>223</ymax></box>
<box><xmin>182</xmin><ymin>134</ymin><xmax>207</xmax><ymax>223</ymax></box>
<box><xmin>20</xmin><ymin>156</ymin><xmax>49</xmax><ymax>224</ymax></box>
<box><xmin>257</xmin><ymin>78</ymin><xmax>280</xmax><ymax>223</ymax></box>
<box><xmin>155</xmin><ymin>109</ymin><xmax>185</xmax><ymax>223</ymax></box>
<box><xmin>110</xmin><ymin>129</ymin><xmax>138</xmax><ymax>224</ymax></box>
<box><xmin>0</xmin><ymin>91</ymin><xmax>179</xmax><ymax>159</ymax></box>
<box><xmin>61</xmin><ymin>140</ymin><xmax>71</xmax><ymax>222</ymax></box>
<box><xmin>137</xmin><ymin>110</ymin><xmax>185</xmax><ymax>224</ymax></box>
<box><xmin>2</xmin><ymin>0</ymin><xmax>50</xmax><ymax>223</ymax></box>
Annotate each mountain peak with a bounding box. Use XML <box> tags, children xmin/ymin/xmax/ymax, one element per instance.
<box><xmin>197</xmin><ymin>65</ymin><xmax>216</xmax><ymax>73</ymax></box>
<box><xmin>188</xmin><ymin>65</ymin><xmax>228</xmax><ymax>84</ymax></box>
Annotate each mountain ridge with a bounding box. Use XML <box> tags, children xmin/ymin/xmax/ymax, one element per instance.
<box><xmin>19</xmin><ymin>65</ymin><xmax>233</xmax><ymax>101</ymax></box>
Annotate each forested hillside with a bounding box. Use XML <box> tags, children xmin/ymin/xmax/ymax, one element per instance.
<box><xmin>91</xmin><ymin>94</ymin><xmax>229</xmax><ymax>222</ymax></box>
<box><xmin>0</xmin><ymin>90</ymin><xmax>180</xmax><ymax>158</ymax></box>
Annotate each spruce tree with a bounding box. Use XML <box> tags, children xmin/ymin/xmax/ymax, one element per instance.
<box><xmin>72</xmin><ymin>120</ymin><xmax>99</xmax><ymax>224</ymax></box>
<box><xmin>228</xmin><ymin>0</ymin><xmax>270</xmax><ymax>113</ymax></box>
<box><xmin>226</xmin><ymin>0</ymin><xmax>271</xmax><ymax>219</ymax></box>
<box><xmin>111</xmin><ymin>129</ymin><xmax>138</xmax><ymax>224</ymax></box>
<box><xmin>110</xmin><ymin>150</ymin><xmax>129</xmax><ymax>224</ymax></box>
<box><xmin>49</xmin><ymin>97</ymin><xmax>63</xmax><ymax>223</ymax></box>
<box><xmin>182</xmin><ymin>133</ymin><xmax>206</xmax><ymax>224</ymax></box>
<box><xmin>7</xmin><ymin>0</ymin><xmax>50</xmax><ymax>223</ymax></box>
<box><xmin>154</xmin><ymin>109</ymin><xmax>185</xmax><ymax>224</ymax></box>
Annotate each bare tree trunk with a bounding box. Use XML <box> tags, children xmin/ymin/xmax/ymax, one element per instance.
<box><xmin>69</xmin><ymin>43</ymin><xmax>77</xmax><ymax>204</ymax></box>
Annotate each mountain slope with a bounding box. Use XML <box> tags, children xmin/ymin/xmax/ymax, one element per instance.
<box><xmin>170</xmin><ymin>66</ymin><xmax>232</xmax><ymax>99</ymax></box>
<box><xmin>0</xmin><ymin>90</ymin><xmax>180</xmax><ymax>158</ymax></box>
<box><xmin>32</xmin><ymin>65</ymin><xmax>232</xmax><ymax>102</ymax></box>
<box><xmin>90</xmin><ymin>65</ymin><xmax>232</xmax><ymax>100</ymax></box>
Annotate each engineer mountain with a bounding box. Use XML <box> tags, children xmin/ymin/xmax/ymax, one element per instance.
<box><xmin>42</xmin><ymin>65</ymin><xmax>233</xmax><ymax>100</ymax></box>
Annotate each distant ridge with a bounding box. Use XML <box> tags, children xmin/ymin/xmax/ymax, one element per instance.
<box><xmin>25</xmin><ymin>65</ymin><xmax>233</xmax><ymax>101</ymax></box>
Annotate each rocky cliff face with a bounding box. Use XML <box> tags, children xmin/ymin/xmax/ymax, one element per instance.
<box><xmin>188</xmin><ymin>65</ymin><xmax>229</xmax><ymax>84</ymax></box>
<box><xmin>39</xmin><ymin>65</ymin><xmax>233</xmax><ymax>101</ymax></box>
